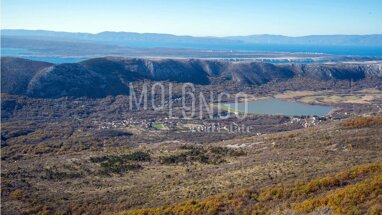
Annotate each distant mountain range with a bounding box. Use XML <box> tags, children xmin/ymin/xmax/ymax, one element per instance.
<box><xmin>2</xmin><ymin>29</ymin><xmax>382</xmax><ymax>56</ymax></box>
<box><xmin>2</xmin><ymin>57</ymin><xmax>382</xmax><ymax>98</ymax></box>
<box><xmin>3</xmin><ymin>29</ymin><xmax>382</xmax><ymax>46</ymax></box>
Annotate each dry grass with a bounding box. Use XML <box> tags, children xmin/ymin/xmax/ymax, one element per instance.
<box><xmin>2</xmin><ymin>116</ymin><xmax>382</xmax><ymax>214</ymax></box>
<box><xmin>274</xmin><ymin>89</ymin><xmax>382</xmax><ymax>104</ymax></box>
<box><xmin>122</xmin><ymin>163</ymin><xmax>382</xmax><ymax>215</ymax></box>
<box><xmin>341</xmin><ymin>116</ymin><xmax>382</xmax><ymax>129</ymax></box>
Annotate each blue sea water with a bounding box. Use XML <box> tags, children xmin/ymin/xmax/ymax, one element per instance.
<box><xmin>1</xmin><ymin>48</ymin><xmax>87</xmax><ymax>63</ymax></box>
<box><xmin>1</xmin><ymin>48</ymin><xmax>36</xmax><ymax>55</ymax></box>
<box><xmin>2</xmin><ymin>44</ymin><xmax>382</xmax><ymax>64</ymax></box>
<box><xmin>19</xmin><ymin>56</ymin><xmax>88</xmax><ymax>64</ymax></box>
<box><xmin>109</xmin><ymin>42</ymin><xmax>382</xmax><ymax>56</ymax></box>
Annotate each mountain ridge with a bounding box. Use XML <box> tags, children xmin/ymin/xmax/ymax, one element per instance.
<box><xmin>2</xmin><ymin>57</ymin><xmax>382</xmax><ymax>98</ymax></box>
<box><xmin>2</xmin><ymin>29</ymin><xmax>382</xmax><ymax>47</ymax></box>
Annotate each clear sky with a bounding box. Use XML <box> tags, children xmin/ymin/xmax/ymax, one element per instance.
<box><xmin>1</xmin><ymin>0</ymin><xmax>381</xmax><ymax>36</ymax></box>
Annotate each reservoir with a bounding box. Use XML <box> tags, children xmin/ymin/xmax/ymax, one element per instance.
<box><xmin>224</xmin><ymin>98</ymin><xmax>333</xmax><ymax>117</ymax></box>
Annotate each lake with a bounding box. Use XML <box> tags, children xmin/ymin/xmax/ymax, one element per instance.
<box><xmin>224</xmin><ymin>98</ymin><xmax>333</xmax><ymax>117</ymax></box>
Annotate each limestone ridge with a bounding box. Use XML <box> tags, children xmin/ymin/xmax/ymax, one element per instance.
<box><xmin>2</xmin><ymin>57</ymin><xmax>381</xmax><ymax>98</ymax></box>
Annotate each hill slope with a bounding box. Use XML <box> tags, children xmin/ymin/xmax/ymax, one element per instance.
<box><xmin>2</xmin><ymin>57</ymin><xmax>382</xmax><ymax>98</ymax></box>
<box><xmin>122</xmin><ymin>163</ymin><xmax>382</xmax><ymax>215</ymax></box>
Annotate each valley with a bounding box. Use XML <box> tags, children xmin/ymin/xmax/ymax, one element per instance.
<box><xmin>1</xmin><ymin>56</ymin><xmax>382</xmax><ymax>214</ymax></box>
<box><xmin>2</xmin><ymin>1</ymin><xmax>382</xmax><ymax>214</ymax></box>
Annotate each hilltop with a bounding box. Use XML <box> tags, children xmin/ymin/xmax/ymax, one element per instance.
<box><xmin>2</xmin><ymin>57</ymin><xmax>382</xmax><ymax>98</ymax></box>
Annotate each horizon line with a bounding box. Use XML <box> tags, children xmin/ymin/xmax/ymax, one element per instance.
<box><xmin>2</xmin><ymin>28</ymin><xmax>382</xmax><ymax>38</ymax></box>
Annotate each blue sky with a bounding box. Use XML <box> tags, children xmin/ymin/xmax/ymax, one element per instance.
<box><xmin>1</xmin><ymin>0</ymin><xmax>381</xmax><ymax>36</ymax></box>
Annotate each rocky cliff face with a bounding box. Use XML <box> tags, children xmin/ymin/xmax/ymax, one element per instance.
<box><xmin>2</xmin><ymin>57</ymin><xmax>382</xmax><ymax>98</ymax></box>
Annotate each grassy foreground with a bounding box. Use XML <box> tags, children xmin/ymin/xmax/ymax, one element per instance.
<box><xmin>121</xmin><ymin>163</ymin><xmax>382</xmax><ymax>215</ymax></box>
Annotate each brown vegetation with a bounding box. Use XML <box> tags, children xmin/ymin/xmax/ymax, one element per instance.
<box><xmin>341</xmin><ymin>116</ymin><xmax>382</xmax><ymax>129</ymax></box>
<box><xmin>122</xmin><ymin>163</ymin><xmax>382</xmax><ymax>215</ymax></box>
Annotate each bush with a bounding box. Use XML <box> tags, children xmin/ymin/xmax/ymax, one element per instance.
<box><xmin>41</xmin><ymin>168</ymin><xmax>82</xmax><ymax>180</ymax></box>
<box><xmin>341</xmin><ymin>116</ymin><xmax>382</xmax><ymax>129</ymax></box>
<box><xmin>100</xmin><ymin>162</ymin><xmax>142</xmax><ymax>175</ymax></box>
<box><xmin>293</xmin><ymin>173</ymin><xmax>382</xmax><ymax>214</ymax></box>
<box><xmin>121</xmin><ymin>163</ymin><xmax>382</xmax><ymax>215</ymax></box>
<box><xmin>209</xmin><ymin>147</ymin><xmax>246</xmax><ymax>157</ymax></box>
<box><xmin>9</xmin><ymin>189</ymin><xmax>24</xmax><ymax>200</ymax></box>
<box><xmin>90</xmin><ymin>151</ymin><xmax>151</xmax><ymax>163</ymax></box>
<box><xmin>90</xmin><ymin>151</ymin><xmax>150</xmax><ymax>175</ymax></box>
<box><xmin>124</xmin><ymin>151</ymin><xmax>151</xmax><ymax>162</ymax></box>
<box><xmin>160</xmin><ymin>147</ymin><xmax>225</xmax><ymax>165</ymax></box>
<box><xmin>160</xmin><ymin>154</ymin><xmax>188</xmax><ymax>165</ymax></box>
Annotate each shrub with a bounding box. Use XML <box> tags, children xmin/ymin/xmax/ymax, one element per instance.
<box><xmin>90</xmin><ymin>151</ymin><xmax>151</xmax><ymax>163</ymax></box>
<box><xmin>9</xmin><ymin>189</ymin><xmax>24</xmax><ymax>200</ymax></box>
<box><xmin>160</xmin><ymin>147</ymin><xmax>225</xmax><ymax>165</ymax></box>
<box><xmin>90</xmin><ymin>151</ymin><xmax>149</xmax><ymax>175</ymax></box>
<box><xmin>209</xmin><ymin>147</ymin><xmax>246</xmax><ymax>157</ymax></box>
<box><xmin>100</xmin><ymin>162</ymin><xmax>142</xmax><ymax>174</ymax></box>
<box><xmin>124</xmin><ymin>151</ymin><xmax>151</xmax><ymax>162</ymax></box>
<box><xmin>159</xmin><ymin>154</ymin><xmax>188</xmax><ymax>165</ymax></box>
<box><xmin>293</xmin><ymin>173</ymin><xmax>382</xmax><ymax>214</ymax></box>
<box><xmin>41</xmin><ymin>168</ymin><xmax>82</xmax><ymax>180</ymax></box>
<box><xmin>341</xmin><ymin>116</ymin><xmax>382</xmax><ymax>129</ymax></box>
<box><xmin>121</xmin><ymin>163</ymin><xmax>382</xmax><ymax>215</ymax></box>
